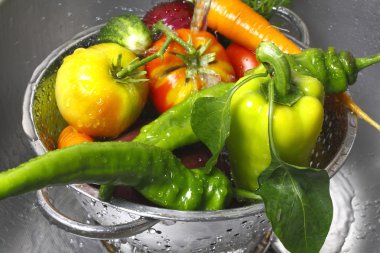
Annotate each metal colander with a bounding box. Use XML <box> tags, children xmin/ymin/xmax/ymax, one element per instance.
<box><xmin>21</xmin><ymin>9</ymin><xmax>357</xmax><ymax>253</ymax></box>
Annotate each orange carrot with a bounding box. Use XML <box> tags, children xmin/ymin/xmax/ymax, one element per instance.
<box><xmin>337</xmin><ymin>92</ymin><xmax>380</xmax><ymax>131</ymax></box>
<box><xmin>207</xmin><ymin>0</ymin><xmax>301</xmax><ymax>54</ymax></box>
<box><xmin>207</xmin><ymin>0</ymin><xmax>380</xmax><ymax>131</ymax></box>
<box><xmin>57</xmin><ymin>126</ymin><xmax>94</xmax><ymax>149</ymax></box>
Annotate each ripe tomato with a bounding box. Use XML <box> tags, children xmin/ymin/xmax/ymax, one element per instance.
<box><xmin>145</xmin><ymin>29</ymin><xmax>236</xmax><ymax>113</ymax></box>
<box><xmin>226</xmin><ymin>42</ymin><xmax>260</xmax><ymax>78</ymax></box>
<box><xmin>55</xmin><ymin>43</ymin><xmax>149</xmax><ymax>137</ymax></box>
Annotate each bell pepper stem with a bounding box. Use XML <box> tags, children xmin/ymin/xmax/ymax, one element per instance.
<box><xmin>355</xmin><ymin>52</ymin><xmax>380</xmax><ymax>71</ymax></box>
<box><xmin>256</xmin><ymin>42</ymin><xmax>291</xmax><ymax>98</ymax></box>
<box><xmin>267</xmin><ymin>79</ymin><xmax>281</xmax><ymax>161</ymax></box>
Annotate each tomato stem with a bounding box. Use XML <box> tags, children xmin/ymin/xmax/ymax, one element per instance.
<box><xmin>153</xmin><ymin>21</ymin><xmax>196</xmax><ymax>54</ymax></box>
<box><xmin>116</xmin><ymin>37</ymin><xmax>173</xmax><ymax>79</ymax></box>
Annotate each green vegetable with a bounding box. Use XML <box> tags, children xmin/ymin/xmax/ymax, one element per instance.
<box><xmin>98</xmin><ymin>14</ymin><xmax>152</xmax><ymax>55</ymax></box>
<box><xmin>286</xmin><ymin>47</ymin><xmax>380</xmax><ymax>93</ymax></box>
<box><xmin>242</xmin><ymin>0</ymin><xmax>293</xmax><ymax>18</ymax></box>
<box><xmin>0</xmin><ymin>142</ymin><xmax>232</xmax><ymax>211</ymax></box>
<box><xmin>98</xmin><ymin>82</ymin><xmax>234</xmax><ymax>200</ymax></box>
<box><xmin>227</xmin><ymin>43</ymin><xmax>325</xmax><ymax>192</ymax></box>
<box><xmin>134</xmin><ymin>83</ymin><xmax>234</xmax><ymax>150</ymax></box>
<box><xmin>257</xmin><ymin>78</ymin><xmax>332</xmax><ymax>253</ymax></box>
<box><xmin>190</xmin><ymin>42</ymin><xmax>332</xmax><ymax>253</ymax></box>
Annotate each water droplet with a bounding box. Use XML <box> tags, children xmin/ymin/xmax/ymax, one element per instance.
<box><xmin>162</xmin><ymin>220</ymin><xmax>176</xmax><ymax>226</ymax></box>
<box><xmin>148</xmin><ymin>228</ymin><xmax>157</xmax><ymax>234</ymax></box>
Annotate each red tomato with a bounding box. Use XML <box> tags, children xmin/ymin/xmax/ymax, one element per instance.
<box><xmin>225</xmin><ymin>42</ymin><xmax>260</xmax><ymax>78</ymax></box>
<box><xmin>145</xmin><ymin>29</ymin><xmax>236</xmax><ymax>113</ymax></box>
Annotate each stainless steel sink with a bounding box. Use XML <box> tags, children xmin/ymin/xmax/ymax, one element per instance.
<box><xmin>0</xmin><ymin>0</ymin><xmax>379</xmax><ymax>252</ymax></box>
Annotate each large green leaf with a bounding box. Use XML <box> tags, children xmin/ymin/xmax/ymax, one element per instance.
<box><xmin>257</xmin><ymin>164</ymin><xmax>332</xmax><ymax>253</ymax></box>
<box><xmin>191</xmin><ymin>92</ymin><xmax>232</xmax><ymax>172</ymax></box>
<box><xmin>191</xmin><ymin>74</ymin><xmax>267</xmax><ymax>173</ymax></box>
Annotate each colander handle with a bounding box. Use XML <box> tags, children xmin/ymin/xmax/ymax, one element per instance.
<box><xmin>36</xmin><ymin>188</ymin><xmax>159</xmax><ymax>240</ymax></box>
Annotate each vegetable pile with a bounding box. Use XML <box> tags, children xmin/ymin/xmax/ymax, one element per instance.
<box><xmin>2</xmin><ymin>1</ymin><xmax>380</xmax><ymax>252</ymax></box>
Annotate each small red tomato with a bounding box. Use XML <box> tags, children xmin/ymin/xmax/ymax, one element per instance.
<box><xmin>226</xmin><ymin>43</ymin><xmax>260</xmax><ymax>78</ymax></box>
<box><xmin>57</xmin><ymin>125</ymin><xmax>94</xmax><ymax>149</ymax></box>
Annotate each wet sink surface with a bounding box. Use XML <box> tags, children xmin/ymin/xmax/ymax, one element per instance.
<box><xmin>1</xmin><ymin>0</ymin><xmax>380</xmax><ymax>252</ymax></box>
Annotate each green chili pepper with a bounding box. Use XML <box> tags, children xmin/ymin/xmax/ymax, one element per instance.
<box><xmin>134</xmin><ymin>82</ymin><xmax>234</xmax><ymax>150</ymax></box>
<box><xmin>97</xmin><ymin>82</ymin><xmax>234</xmax><ymax>201</ymax></box>
<box><xmin>285</xmin><ymin>47</ymin><xmax>380</xmax><ymax>93</ymax></box>
<box><xmin>227</xmin><ymin>42</ymin><xmax>325</xmax><ymax>192</ymax></box>
<box><xmin>0</xmin><ymin>142</ymin><xmax>232</xmax><ymax>210</ymax></box>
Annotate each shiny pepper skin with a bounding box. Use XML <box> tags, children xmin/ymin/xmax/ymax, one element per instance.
<box><xmin>227</xmin><ymin>65</ymin><xmax>325</xmax><ymax>192</ymax></box>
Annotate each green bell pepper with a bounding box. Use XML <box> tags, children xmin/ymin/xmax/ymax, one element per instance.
<box><xmin>227</xmin><ymin>42</ymin><xmax>325</xmax><ymax>192</ymax></box>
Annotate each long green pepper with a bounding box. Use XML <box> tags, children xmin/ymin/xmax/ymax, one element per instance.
<box><xmin>98</xmin><ymin>82</ymin><xmax>234</xmax><ymax>200</ymax></box>
<box><xmin>285</xmin><ymin>47</ymin><xmax>380</xmax><ymax>93</ymax></box>
<box><xmin>0</xmin><ymin>142</ymin><xmax>232</xmax><ymax>211</ymax></box>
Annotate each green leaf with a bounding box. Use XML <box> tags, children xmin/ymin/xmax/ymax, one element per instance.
<box><xmin>191</xmin><ymin>90</ymin><xmax>233</xmax><ymax>173</ymax></box>
<box><xmin>242</xmin><ymin>0</ymin><xmax>293</xmax><ymax>19</ymax></box>
<box><xmin>257</xmin><ymin>165</ymin><xmax>332</xmax><ymax>253</ymax></box>
<box><xmin>191</xmin><ymin>73</ymin><xmax>267</xmax><ymax>173</ymax></box>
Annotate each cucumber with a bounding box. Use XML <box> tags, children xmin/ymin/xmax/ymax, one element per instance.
<box><xmin>99</xmin><ymin>14</ymin><xmax>152</xmax><ymax>55</ymax></box>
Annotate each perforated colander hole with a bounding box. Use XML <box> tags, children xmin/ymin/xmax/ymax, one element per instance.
<box><xmin>226</xmin><ymin>228</ymin><xmax>233</xmax><ymax>233</ymax></box>
<box><xmin>148</xmin><ymin>228</ymin><xmax>162</xmax><ymax>234</ymax></box>
<box><xmin>241</xmin><ymin>220</ymin><xmax>255</xmax><ymax>230</ymax></box>
<box><xmin>191</xmin><ymin>248</ymin><xmax>203</xmax><ymax>253</ymax></box>
<box><xmin>259</xmin><ymin>219</ymin><xmax>267</xmax><ymax>224</ymax></box>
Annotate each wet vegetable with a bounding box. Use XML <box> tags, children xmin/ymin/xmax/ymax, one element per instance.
<box><xmin>228</xmin><ymin>43</ymin><xmax>324</xmax><ymax>192</ymax></box>
<box><xmin>55</xmin><ymin>43</ymin><xmax>149</xmax><ymax>138</ymax></box>
<box><xmin>207</xmin><ymin>0</ymin><xmax>301</xmax><ymax>54</ymax></box>
<box><xmin>257</xmin><ymin>74</ymin><xmax>331</xmax><ymax>253</ymax></box>
<box><xmin>286</xmin><ymin>47</ymin><xmax>380</xmax><ymax>93</ymax></box>
<box><xmin>145</xmin><ymin>23</ymin><xmax>235</xmax><ymax>112</ymax></box>
<box><xmin>98</xmin><ymin>14</ymin><xmax>152</xmax><ymax>55</ymax></box>
<box><xmin>143</xmin><ymin>0</ymin><xmax>194</xmax><ymax>31</ymax></box>
<box><xmin>189</xmin><ymin>42</ymin><xmax>332</xmax><ymax>253</ymax></box>
<box><xmin>207</xmin><ymin>0</ymin><xmax>380</xmax><ymax>131</ymax></box>
<box><xmin>225</xmin><ymin>42</ymin><xmax>260</xmax><ymax>78</ymax></box>
<box><xmin>57</xmin><ymin>126</ymin><xmax>94</xmax><ymax>149</ymax></box>
<box><xmin>0</xmin><ymin>142</ymin><xmax>232</xmax><ymax>211</ymax></box>
<box><xmin>99</xmin><ymin>82</ymin><xmax>234</xmax><ymax>200</ymax></box>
